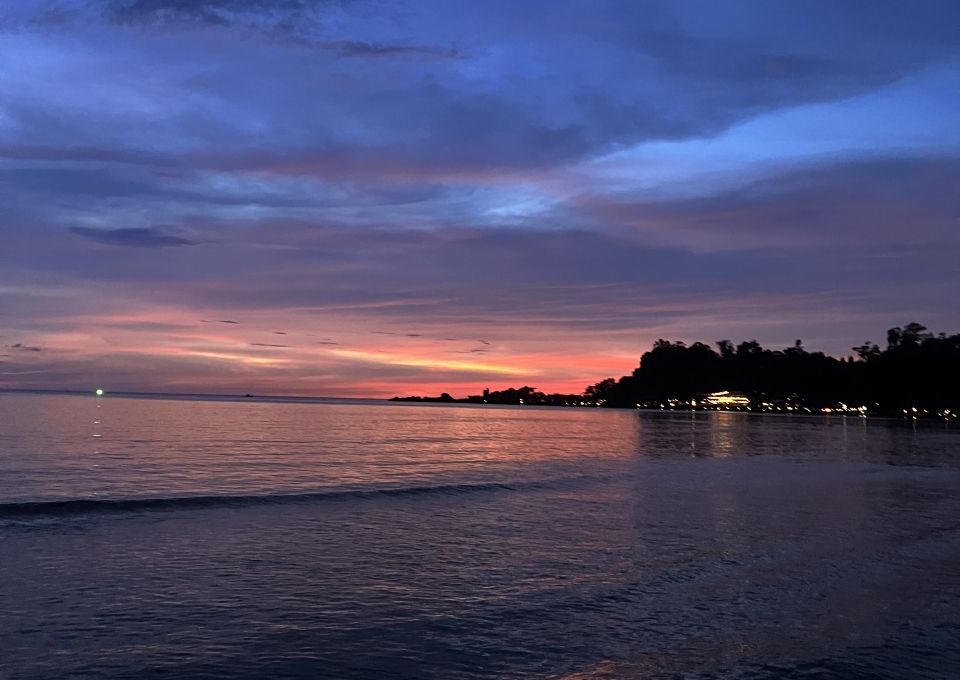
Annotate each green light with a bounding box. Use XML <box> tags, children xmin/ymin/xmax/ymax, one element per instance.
<box><xmin>95</xmin><ymin>388</ymin><xmax>104</xmax><ymax>397</ymax></box>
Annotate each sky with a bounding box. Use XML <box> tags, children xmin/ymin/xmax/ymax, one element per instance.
<box><xmin>1</xmin><ymin>0</ymin><xmax>959</xmax><ymax>397</ymax></box>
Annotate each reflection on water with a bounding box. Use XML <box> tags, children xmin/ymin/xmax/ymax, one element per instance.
<box><xmin>1</xmin><ymin>395</ymin><xmax>956</xmax><ymax>505</ymax></box>
<box><xmin>1</xmin><ymin>394</ymin><xmax>959</xmax><ymax>679</ymax></box>
<box><xmin>1</xmin><ymin>395</ymin><xmax>646</xmax><ymax>504</ymax></box>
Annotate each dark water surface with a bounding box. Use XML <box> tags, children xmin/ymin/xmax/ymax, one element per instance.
<box><xmin>2</xmin><ymin>394</ymin><xmax>959</xmax><ymax>679</ymax></box>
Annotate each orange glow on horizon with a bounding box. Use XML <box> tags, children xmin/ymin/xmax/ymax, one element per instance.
<box><xmin>327</xmin><ymin>348</ymin><xmax>534</xmax><ymax>376</ymax></box>
<box><xmin>4</xmin><ymin>299</ymin><xmax>837</xmax><ymax>398</ymax></box>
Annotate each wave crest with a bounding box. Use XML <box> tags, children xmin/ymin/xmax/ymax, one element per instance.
<box><xmin>0</xmin><ymin>475</ymin><xmax>605</xmax><ymax>520</ymax></box>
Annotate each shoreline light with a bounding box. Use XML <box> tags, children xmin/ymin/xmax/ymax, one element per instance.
<box><xmin>95</xmin><ymin>388</ymin><xmax>104</xmax><ymax>397</ymax></box>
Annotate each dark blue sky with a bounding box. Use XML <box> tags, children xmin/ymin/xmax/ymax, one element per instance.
<box><xmin>1</xmin><ymin>1</ymin><xmax>959</xmax><ymax>396</ymax></box>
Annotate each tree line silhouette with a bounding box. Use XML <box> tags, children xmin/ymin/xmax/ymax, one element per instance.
<box><xmin>392</xmin><ymin>323</ymin><xmax>959</xmax><ymax>417</ymax></box>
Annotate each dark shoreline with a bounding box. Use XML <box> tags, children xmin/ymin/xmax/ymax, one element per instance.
<box><xmin>3</xmin><ymin>388</ymin><xmax>955</xmax><ymax>423</ymax></box>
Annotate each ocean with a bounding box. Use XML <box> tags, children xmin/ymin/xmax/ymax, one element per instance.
<box><xmin>2</xmin><ymin>393</ymin><xmax>959</xmax><ymax>679</ymax></box>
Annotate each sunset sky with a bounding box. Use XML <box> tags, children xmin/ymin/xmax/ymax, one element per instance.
<box><xmin>1</xmin><ymin>0</ymin><xmax>959</xmax><ymax>397</ymax></box>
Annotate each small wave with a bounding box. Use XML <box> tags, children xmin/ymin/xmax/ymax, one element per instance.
<box><xmin>0</xmin><ymin>475</ymin><xmax>608</xmax><ymax>520</ymax></box>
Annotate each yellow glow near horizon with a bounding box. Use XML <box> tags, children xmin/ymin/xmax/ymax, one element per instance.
<box><xmin>328</xmin><ymin>348</ymin><xmax>528</xmax><ymax>376</ymax></box>
<box><xmin>185</xmin><ymin>351</ymin><xmax>289</xmax><ymax>366</ymax></box>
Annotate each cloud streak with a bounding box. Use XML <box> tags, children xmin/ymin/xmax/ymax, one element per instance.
<box><xmin>7</xmin><ymin>343</ymin><xmax>43</xmax><ymax>352</ymax></box>
<box><xmin>70</xmin><ymin>226</ymin><xmax>198</xmax><ymax>248</ymax></box>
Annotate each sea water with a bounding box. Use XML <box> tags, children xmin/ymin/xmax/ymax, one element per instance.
<box><xmin>2</xmin><ymin>393</ymin><xmax>959</xmax><ymax>679</ymax></box>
